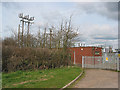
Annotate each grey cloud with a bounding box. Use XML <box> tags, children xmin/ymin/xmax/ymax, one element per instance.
<box><xmin>41</xmin><ymin>10</ymin><xmax>62</xmax><ymax>24</ymax></box>
<box><xmin>77</xmin><ymin>2</ymin><xmax>118</xmax><ymax>20</ymax></box>
<box><xmin>78</xmin><ymin>24</ymin><xmax>118</xmax><ymax>48</ymax></box>
<box><xmin>92</xmin><ymin>34</ymin><xmax>117</xmax><ymax>40</ymax></box>
<box><xmin>2</xmin><ymin>2</ymin><xmax>20</xmax><ymax>9</ymax></box>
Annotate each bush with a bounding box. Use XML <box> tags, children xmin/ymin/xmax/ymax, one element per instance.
<box><xmin>2</xmin><ymin>46</ymin><xmax>72</xmax><ymax>72</ymax></box>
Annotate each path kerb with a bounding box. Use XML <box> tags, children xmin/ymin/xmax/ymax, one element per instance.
<box><xmin>60</xmin><ymin>69</ymin><xmax>84</xmax><ymax>90</ymax></box>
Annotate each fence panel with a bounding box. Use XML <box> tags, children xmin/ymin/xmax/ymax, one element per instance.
<box><xmin>82</xmin><ymin>54</ymin><xmax>119</xmax><ymax>71</ymax></box>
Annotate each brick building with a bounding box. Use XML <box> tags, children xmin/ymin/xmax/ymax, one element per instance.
<box><xmin>69</xmin><ymin>47</ymin><xmax>102</xmax><ymax>65</ymax></box>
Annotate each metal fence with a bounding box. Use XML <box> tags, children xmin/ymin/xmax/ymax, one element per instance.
<box><xmin>82</xmin><ymin>53</ymin><xmax>119</xmax><ymax>71</ymax></box>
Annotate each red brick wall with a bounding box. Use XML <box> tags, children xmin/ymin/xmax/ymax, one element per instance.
<box><xmin>69</xmin><ymin>47</ymin><xmax>102</xmax><ymax>64</ymax></box>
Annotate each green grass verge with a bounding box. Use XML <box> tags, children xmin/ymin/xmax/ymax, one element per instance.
<box><xmin>2</xmin><ymin>66</ymin><xmax>83</xmax><ymax>88</ymax></box>
<box><xmin>67</xmin><ymin>69</ymin><xmax>85</xmax><ymax>88</ymax></box>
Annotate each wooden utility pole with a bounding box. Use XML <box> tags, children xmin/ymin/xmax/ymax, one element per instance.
<box><xmin>27</xmin><ymin>22</ymin><xmax>30</xmax><ymax>35</ymax></box>
<box><xmin>43</xmin><ymin>27</ymin><xmax>46</xmax><ymax>48</ymax></box>
<box><xmin>18</xmin><ymin>24</ymin><xmax>20</xmax><ymax>46</ymax></box>
<box><xmin>49</xmin><ymin>28</ymin><xmax>53</xmax><ymax>49</ymax></box>
<box><xmin>18</xmin><ymin>13</ymin><xmax>34</xmax><ymax>47</ymax></box>
<box><xmin>27</xmin><ymin>22</ymin><xmax>30</xmax><ymax>47</ymax></box>
<box><xmin>21</xmin><ymin>19</ymin><xmax>24</xmax><ymax>47</ymax></box>
<box><xmin>37</xmin><ymin>27</ymin><xmax>41</xmax><ymax>47</ymax></box>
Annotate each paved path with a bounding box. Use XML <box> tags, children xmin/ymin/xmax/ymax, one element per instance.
<box><xmin>74</xmin><ymin>69</ymin><xmax>118</xmax><ymax>88</ymax></box>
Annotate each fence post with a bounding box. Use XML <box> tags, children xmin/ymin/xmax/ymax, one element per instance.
<box><xmin>82</xmin><ymin>56</ymin><xmax>84</xmax><ymax>68</ymax></box>
<box><xmin>117</xmin><ymin>57</ymin><xmax>119</xmax><ymax>71</ymax></box>
<box><xmin>74</xmin><ymin>51</ymin><xmax>76</xmax><ymax>64</ymax></box>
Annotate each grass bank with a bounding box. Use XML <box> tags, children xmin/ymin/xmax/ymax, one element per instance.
<box><xmin>67</xmin><ymin>69</ymin><xmax>85</xmax><ymax>88</ymax></box>
<box><xmin>2</xmin><ymin>66</ymin><xmax>83</xmax><ymax>88</ymax></box>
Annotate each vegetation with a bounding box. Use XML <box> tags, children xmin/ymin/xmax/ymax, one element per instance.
<box><xmin>2</xmin><ymin>66</ymin><xmax>82</xmax><ymax>88</ymax></box>
<box><xmin>2</xmin><ymin>14</ymin><xmax>81</xmax><ymax>88</ymax></box>
<box><xmin>2</xmin><ymin>46</ymin><xmax>72</xmax><ymax>72</ymax></box>
<box><xmin>2</xmin><ymin>16</ymin><xmax>79</xmax><ymax>72</ymax></box>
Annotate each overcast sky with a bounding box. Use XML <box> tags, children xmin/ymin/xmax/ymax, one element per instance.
<box><xmin>1</xmin><ymin>2</ymin><xmax>118</xmax><ymax>49</ymax></box>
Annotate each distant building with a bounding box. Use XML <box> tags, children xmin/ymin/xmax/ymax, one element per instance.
<box><xmin>69</xmin><ymin>46</ymin><xmax>102</xmax><ymax>65</ymax></box>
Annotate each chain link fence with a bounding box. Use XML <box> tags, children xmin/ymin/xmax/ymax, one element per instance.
<box><xmin>82</xmin><ymin>53</ymin><xmax>119</xmax><ymax>71</ymax></box>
